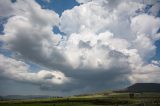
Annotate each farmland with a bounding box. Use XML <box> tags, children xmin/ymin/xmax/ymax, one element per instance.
<box><xmin>0</xmin><ymin>92</ymin><xmax>160</xmax><ymax>106</ymax></box>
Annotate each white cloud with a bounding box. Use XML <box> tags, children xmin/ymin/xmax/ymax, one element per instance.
<box><xmin>0</xmin><ymin>0</ymin><xmax>160</xmax><ymax>95</ymax></box>
<box><xmin>131</xmin><ymin>14</ymin><xmax>160</xmax><ymax>39</ymax></box>
<box><xmin>60</xmin><ymin>0</ymin><xmax>143</xmax><ymax>40</ymax></box>
<box><xmin>0</xmin><ymin>54</ymin><xmax>70</xmax><ymax>86</ymax></box>
<box><xmin>64</xmin><ymin>30</ymin><xmax>130</xmax><ymax>69</ymax></box>
<box><xmin>1</xmin><ymin>0</ymin><xmax>67</xmax><ymax>71</ymax></box>
<box><xmin>60</xmin><ymin>1</ymin><xmax>113</xmax><ymax>35</ymax></box>
<box><xmin>132</xmin><ymin>34</ymin><xmax>156</xmax><ymax>60</ymax></box>
<box><xmin>13</xmin><ymin>0</ymin><xmax>59</xmax><ymax>26</ymax></box>
<box><xmin>129</xmin><ymin>63</ymin><xmax>160</xmax><ymax>83</ymax></box>
<box><xmin>76</xmin><ymin>0</ymin><xmax>91</xmax><ymax>4</ymax></box>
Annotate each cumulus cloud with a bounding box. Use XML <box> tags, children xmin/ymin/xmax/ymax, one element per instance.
<box><xmin>1</xmin><ymin>0</ymin><xmax>69</xmax><ymax>71</ymax></box>
<box><xmin>129</xmin><ymin>63</ymin><xmax>160</xmax><ymax>83</ymax></box>
<box><xmin>0</xmin><ymin>54</ymin><xmax>70</xmax><ymax>87</ymax></box>
<box><xmin>60</xmin><ymin>0</ymin><xmax>143</xmax><ymax>39</ymax></box>
<box><xmin>0</xmin><ymin>0</ymin><xmax>160</xmax><ymax>95</ymax></box>
<box><xmin>131</xmin><ymin>14</ymin><xmax>160</xmax><ymax>37</ymax></box>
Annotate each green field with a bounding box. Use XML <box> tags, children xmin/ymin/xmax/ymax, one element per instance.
<box><xmin>0</xmin><ymin>92</ymin><xmax>160</xmax><ymax>106</ymax></box>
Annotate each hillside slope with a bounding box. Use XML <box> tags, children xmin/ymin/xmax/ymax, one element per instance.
<box><xmin>123</xmin><ymin>83</ymin><xmax>160</xmax><ymax>93</ymax></box>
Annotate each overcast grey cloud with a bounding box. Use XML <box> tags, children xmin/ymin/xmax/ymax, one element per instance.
<box><xmin>0</xmin><ymin>0</ymin><xmax>160</xmax><ymax>96</ymax></box>
<box><xmin>0</xmin><ymin>0</ymin><xmax>14</xmax><ymax>17</ymax></box>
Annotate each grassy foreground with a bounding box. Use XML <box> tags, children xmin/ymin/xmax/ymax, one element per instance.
<box><xmin>0</xmin><ymin>92</ymin><xmax>160</xmax><ymax>106</ymax></box>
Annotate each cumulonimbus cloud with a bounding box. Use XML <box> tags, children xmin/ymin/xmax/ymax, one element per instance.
<box><xmin>0</xmin><ymin>0</ymin><xmax>160</xmax><ymax>95</ymax></box>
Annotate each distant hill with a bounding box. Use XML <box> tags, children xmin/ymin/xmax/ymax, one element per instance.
<box><xmin>0</xmin><ymin>95</ymin><xmax>53</xmax><ymax>100</ymax></box>
<box><xmin>116</xmin><ymin>83</ymin><xmax>160</xmax><ymax>93</ymax></box>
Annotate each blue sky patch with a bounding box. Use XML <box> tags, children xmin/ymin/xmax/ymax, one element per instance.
<box><xmin>36</xmin><ymin>0</ymin><xmax>79</xmax><ymax>15</ymax></box>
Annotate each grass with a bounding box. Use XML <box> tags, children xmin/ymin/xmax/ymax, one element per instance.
<box><xmin>0</xmin><ymin>103</ymin><xmax>102</xmax><ymax>106</ymax></box>
<box><xmin>0</xmin><ymin>92</ymin><xmax>160</xmax><ymax>106</ymax></box>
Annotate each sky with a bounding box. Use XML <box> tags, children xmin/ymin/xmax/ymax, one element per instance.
<box><xmin>0</xmin><ymin>0</ymin><xmax>160</xmax><ymax>96</ymax></box>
